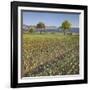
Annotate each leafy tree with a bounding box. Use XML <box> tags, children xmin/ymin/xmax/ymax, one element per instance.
<box><xmin>36</xmin><ymin>22</ymin><xmax>45</xmax><ymax>34</ymax></box>
<box><xmin>61</xmin><ymin>20</ymin><xmax>72</xmax><ymax>35</ymax></box>
<box><xmin>29</xmin><ymin>28</ymin><xmax>34</xmax><ymax>33</ymax></box>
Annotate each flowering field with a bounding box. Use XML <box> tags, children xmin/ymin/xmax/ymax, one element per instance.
<box><xmin>21</xmin><ymin>33</ymin><xmax>79</xmax><ymax>77</ymax></box>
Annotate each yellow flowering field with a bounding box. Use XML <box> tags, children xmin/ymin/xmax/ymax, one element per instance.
<box><xmin>21</xmin><ymin>33</ymin><xmax>79</xmax><ymax>77</ymax></box>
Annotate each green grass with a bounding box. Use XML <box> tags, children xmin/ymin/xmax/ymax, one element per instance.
<box><xmin>22</xmin><ymin>33</ymin><xmax>79</xmax><ymax>77</ymax></box>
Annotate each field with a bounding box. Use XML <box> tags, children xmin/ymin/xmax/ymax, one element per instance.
<box><xmin>21</xmin><ymin>33</ymin><xmax>79</xmax><ymax>77</ymax></box>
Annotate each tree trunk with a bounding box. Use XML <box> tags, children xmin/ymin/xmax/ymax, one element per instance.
<box><xmin>64</xmin><ymin>31</ymin><xmax>65</xmax><ymax>35</ymax></box>
<box><xmin>40</xmin><ymin>31</ymin><xmax>42</xmax><ymax>34</ymax></box>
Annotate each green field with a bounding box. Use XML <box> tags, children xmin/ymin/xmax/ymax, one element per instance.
<box><xmin>22</xmin><ymin>33</ymin><xmax>79</xmax><ymax>77</ymax></box>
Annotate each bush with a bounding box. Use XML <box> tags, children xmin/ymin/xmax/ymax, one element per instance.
<box><xmin>29</xmin><ymin>28</ymin><xmax>34</xmax><ymax>33</ymax></box>
<box><xmin>67</xmin><ymin>32</ymin><xmax>72</xmax><ymax>35</ymax></box>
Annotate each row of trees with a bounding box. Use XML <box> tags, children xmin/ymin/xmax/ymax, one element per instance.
<box><xmin>29</xmin><ymin>20</ymin><xmax>71</xmax><ymax>35</ymax></box>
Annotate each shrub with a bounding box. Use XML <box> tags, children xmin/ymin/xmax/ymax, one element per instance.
<box><xmin>29</xmin><ymin>28</ymin><xmax>34</xmax><ymax>33</ymax></box>
<box><xmin>67</xmin><ymin>32</ymin><xmax>72</xmax><ymax>35</ymax></box>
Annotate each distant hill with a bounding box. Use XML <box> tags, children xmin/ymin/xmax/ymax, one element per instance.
<box><xmin>22</xmin><ymin>25</ymin><xmax>29</xmax><ymax>31</ymax></box>
<box><xmin>22</xmin><ymin>25</ymin><xmax>79</xmax><ymax>33</ymax></box>
<box><xmin>70</xmin><ymin>28</ymin><xmax>79</xmax><ymax>33</ymax></box>
<box><xmin>35</xmin><ymin>28</ymin><xmax>79</xmax><ymax>33</ymax></box>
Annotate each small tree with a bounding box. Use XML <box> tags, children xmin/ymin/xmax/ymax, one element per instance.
<box><xmin>29</xmin><ymin>28</ymin><xmax>34</xmax><ymax>33</ymax></box>
<box><xmin>36</xmin><ymin>22</ymin><xmax>45</xmax><ymax>34</ymax></box>
<box><xmin>60</xmin><ymin>20</ymin><xmax>71</xmax><ymax>35</ymax></box>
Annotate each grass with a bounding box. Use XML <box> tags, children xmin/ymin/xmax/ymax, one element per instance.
<box><xmin>21</xmin><ymin>33</ymin><xmax>79</xmax><ymax>77</ymax></box>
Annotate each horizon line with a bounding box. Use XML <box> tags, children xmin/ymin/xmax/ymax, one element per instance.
<box><xmin>22</xmin><ymin>24</ymin><xmax>79</xmax><ymax>28</ymax></box>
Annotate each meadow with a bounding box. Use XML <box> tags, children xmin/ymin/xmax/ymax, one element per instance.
<box><xmin>21</xmin><ymin>33</ymin><xmax>79</xmax><ymax>77</ymax></box>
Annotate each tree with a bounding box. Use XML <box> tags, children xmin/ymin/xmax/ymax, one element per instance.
<box><xmin>29</xmin><ymin>27</ymin><xmax>34</xmax><ymax>33</ymax></box>
<box><xmin>36</xmin><ymin>22</ymin><xmax>45</xmax><ymax>34</ymax></box>
<box><xmin>60</xmin><ymin>20</ymin><xmax>72</xmax><ymax>35</ymax></box>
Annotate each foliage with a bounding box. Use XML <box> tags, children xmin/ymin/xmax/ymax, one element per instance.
<box><xmin>29</xmin><ymin>28</ymin><xmax>34</xmax><ymax>33</ymax></box>
<box><xmin>67</xmin><ymin>32</ymin><xmax>72</xmax><ymax>35</ymax></box>
<box><xmin>36</xmin><ymin>22</ymin><xmax>45</xmax><ymax>34</ymax></box>
<box><xmin>61</xmin><ymin>20</ymin><xmax>72</xmax><ymax>35</ymax></box>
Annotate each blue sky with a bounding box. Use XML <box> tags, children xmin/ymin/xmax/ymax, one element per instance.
<box><xmin>22</xmin><ymin>11</ymin><xmax>80</xmax><ymax>28</ymax></box>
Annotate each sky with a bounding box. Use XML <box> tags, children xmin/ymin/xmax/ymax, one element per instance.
<box><xmin>22</xmin><ymin>11</ymin><xmax>80</xmax><ymax>28</ymax></box>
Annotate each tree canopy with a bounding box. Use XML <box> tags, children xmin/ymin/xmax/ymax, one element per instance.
<box><xmin>61</xmin><ymin>20</ymin><xmax>72</xmax><ymax>35</ymax></box>
<box><xmin>36</xmin><ymin>22</ymin><xmax>45</xmax><ymax>29</ymax></box>
<box><xmin>36</xmin><ymin>22</ymin><xmax>45</xmax><ymax>34</ymax></box>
